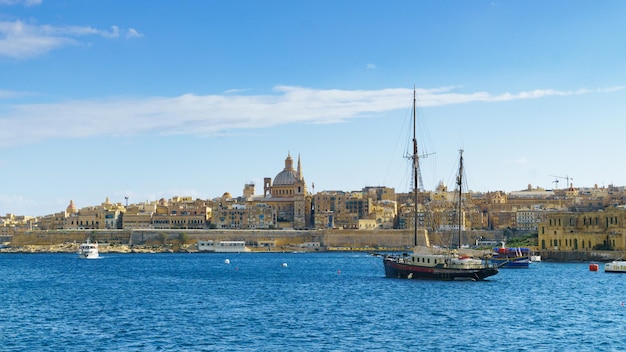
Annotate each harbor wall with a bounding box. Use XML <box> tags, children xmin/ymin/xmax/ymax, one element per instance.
<box><xmin>4</xmin><ymin>229</ymin><xmax>625</xmax><ymax>261</ymax></box>
<box><xmin>5</xmin><ymin>229</ymin><xmax>416</xmax><ymax>249</ymax></box>
<box><xmin>129</xmin><ymin>229</ymin><xmax>414</xmax><ymax>250</ymax></box>
<box><xmin>539</xmin><ymin>250</ymin><xmax>624</xmax><ymax>262</ymax></box>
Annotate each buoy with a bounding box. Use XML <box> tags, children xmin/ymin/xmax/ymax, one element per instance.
<box><xmin>224</xmin><ymin>259</ymin><xmax>230</xmax><ymax>264</ymax></box>
<box><xmin>281</xmin><ymin>263</ymin><xmax>288</xmax><ymax>267</ymax></box>
<box><xmin>589</xmin><ymin>263</ymin><xmax>599</xmax><ymax>271</ymax></box>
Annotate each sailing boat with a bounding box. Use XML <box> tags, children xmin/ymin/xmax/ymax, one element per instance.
<box><xmin>382</xmin><ymin>89</ymin><xmax>499</xmax><ymax>281</ymax></box>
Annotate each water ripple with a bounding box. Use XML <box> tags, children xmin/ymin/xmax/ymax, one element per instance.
<box><xmin>1</xmin><ymin>254</ymin><xmax>625</xmax><ymax>351</ymax></box>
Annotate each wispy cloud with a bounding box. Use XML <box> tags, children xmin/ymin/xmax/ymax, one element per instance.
<box><xmin>0</xmin><ymin>85</ymin><xmax>621</xmax><ymax>148</ymax></box>
<box><xmin>223</xmin><ymin>88</ymin><xmax>252</xmax><ymax>94</ymax></box>
<box><xmin>0</xmin><ymin>88</ymin><xmax>32</xmax><ymax>99</ymax></box>
<box><xmin>0</xmin><ymin>0</ymin><xmax>41</xmax><ymax>6</ymax></box>
<box><xmin>366</xmin><ymin>63</ymin><xmax>376</xmax><ymax>70</ymax></box>
<box><xmin>126</xmin><ymin>28</ymin><xmax>143</xmax><ymax>39</ymax></box>
<box><xmin>0</xmin><ymin>20</ymin><xmax>143</xmax><ymax>59</ymax></box>
<box><xmin>418</xmin><ymin>86</ymin><xmax>625</xmax><ymax>105</ymax></box>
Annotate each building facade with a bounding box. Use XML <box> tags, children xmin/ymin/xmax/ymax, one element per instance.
<box><xmin>538</xmin><ymin>207</ymin><xmax>626</xmax><ymax>251</ymax></box>
<box><xmin>260</xmin><ymin>153</ymin><xmax>311</xmax><ymax>229</ymax></box>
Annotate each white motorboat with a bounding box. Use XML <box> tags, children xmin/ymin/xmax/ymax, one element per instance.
<box><xmin>604</xmin><ymin>260</ymin><xmax>626</xmax><ymax>273</ymax></box>
<box><xmin>78</xmin><ymin>239</ymin><xmax>99</xmax><ymax>259</ymax></box>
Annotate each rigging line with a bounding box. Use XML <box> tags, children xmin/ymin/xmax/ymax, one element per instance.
<box><xmin>413</xmin><ymin>92</ymin><xmax>437</xmax><ymax>190</ymax></box>
<box><xmin>382</xmin><ymin>101</ymin><xmax>412</xmax><ymax>192</ymax></box>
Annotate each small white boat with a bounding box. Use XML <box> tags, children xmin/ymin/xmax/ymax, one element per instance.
<box><xmin>530</xmin><ymin>253</ymin><xmax>542</xmax><ymax>262</ymax></box>
<box><xmin>604</xmin><ymin>260</ymin><xmax>626</xmax><ymax>273</ymax></box>
<box><xmin>78</xmin><ymin>239</ymin><xmax>99</xmax><ymax>259</ymax></box>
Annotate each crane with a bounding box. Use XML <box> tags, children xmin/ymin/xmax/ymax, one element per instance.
<box><xmin>549</xmin><ymin>175</ymin><xmax>574</xmax><ymax>190</ymax></box>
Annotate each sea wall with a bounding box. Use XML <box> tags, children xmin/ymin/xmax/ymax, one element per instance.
<box><xmin>4</xmin><ymin>229</ymin><xmax>625</xmax><ymax>261</ymax></box>
<box><xmin>539</xmin><ymin>250</ymin><xmax>624</xmax><ymax>262</ymax></box>
<box><xmin>129</xmin><ymin>228</ymin><xmax>413</xmax><ymax>250</ymax></box>
<box><xmin>5</xmin><ymin>229</ymin><xmax>416</xmax><ymax>250</ymax></box>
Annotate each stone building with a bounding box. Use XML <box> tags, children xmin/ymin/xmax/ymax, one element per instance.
<box><xmin>213</xmin><ymin>201</ymin><xmax>276</xmax><ymax>229</ymax></box>
<box><xmin>122</xmin><ymin>202</ymin><xmax>157</xmax><ymax>229</ymax></box>
<box><xmin>260</xmin><ymin>153</ymin><xmax>311</xmax><ymax>229</ymax></box>
<box><xmin>0</xmin><ymin>213</ymin><xmax>35</xmax><ymax>234</ymax></box>
<box><xmin>312</xmin><ymin>187</ymin><xmax>397</xmax><ymax>230</ymax></box>
<box><xmin>62</xmin><ymin>198</ymin><xmax>125</xmax><ymax>230</ymax></box>
<box><xmin>538</xmin><ymin>207</ymin><xmax>626</xmax><ymax>251</ymax></box>
<box><xmin>152</xmin><ymin>196</ymin><xmax>212</xmax><ymax>230</ymax></box>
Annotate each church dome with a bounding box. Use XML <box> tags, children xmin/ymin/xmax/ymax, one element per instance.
<box><xmin>273</xmin><ymin>153</ymin><xmax>300</xmax><ymax>186</ymax></box>
<box><xmin>274</xmin><ymin>169</ymin><xmax>298</xmax><ymax>185</ymax></box>
<box><xmin>66</xmin><ymin>200</ymin><xmax>76</xmax><ymax>214</ymax></box>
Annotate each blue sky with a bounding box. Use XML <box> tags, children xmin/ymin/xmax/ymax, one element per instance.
<box><xmin>1</xmin><ymin>0</ymin><xmax>625</xmax><ymax>216</ymax></box>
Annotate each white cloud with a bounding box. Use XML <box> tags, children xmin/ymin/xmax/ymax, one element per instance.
<box><xmin>224</xmin><ymin>88</ymin><xmax>251</xmax><ymax>94</ymax></box>
<box><xmin>126</xmin><ymin>28</ymin><xmax>143</xmax><ymax>39</ymax></box>
<box><xmin>0</xmin><ymin>0</ymin><xmax>41</xmax><ymax>6</ymax></box>
<box><xmin>0</xmin><ymin>89</ymin><xmax>32</xmax><ymax>99</ymax></box>
<box><xmin>0</xmin><ymin>20</ymin><xmax>142</xmax><ymax>59</ymax></box>
<box><xmin>0</xmin><ymin>85</ymin><xmax>621</xmax><ymax>148</ymax></box>
<box><xmin>366</xmin><ymin>63</ymin><xmax>376</xmax><ymax>70</ymax></box>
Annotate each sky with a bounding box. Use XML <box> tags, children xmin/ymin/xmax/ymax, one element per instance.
<box><xmin>1</xmin><ymin>0</ymin><xmax>625</xmax><ymax>216</ymax></box>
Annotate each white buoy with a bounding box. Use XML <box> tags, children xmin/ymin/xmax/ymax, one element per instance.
<box><xmin>224</xmin><ymin>259</ymin><xmax>230</xmax><ymax>264</ymax></box>
<box><xmin>281</xmin><ymin>263</ymin><xmax>288</xmax><ymax>267</ymax></box>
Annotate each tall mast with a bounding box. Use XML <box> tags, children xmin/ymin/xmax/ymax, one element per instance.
<box><xmin>456</xmin><ymin>149</ymin><xmax>464</xmax><ymax>249</ymax></box>
<box><xmin>412</xmin><ymin>88</ymin><xmax>419</xmax><ymax>247</ymax></box>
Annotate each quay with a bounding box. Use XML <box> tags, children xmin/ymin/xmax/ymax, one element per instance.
<box><xmin>1</xmin><ymin>228</ymin><xmax>625</xmax><ymax>261</ymax></box>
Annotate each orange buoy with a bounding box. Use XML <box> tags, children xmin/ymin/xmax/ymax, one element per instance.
<box><xmin>589</xmin><ymin>263</ymin><xmax>599</xmax><ymax>271</ymax></box>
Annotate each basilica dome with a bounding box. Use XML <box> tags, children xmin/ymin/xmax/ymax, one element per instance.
<box><xmin>274</xmin><ymin>169</ymin><xmax>298</xmax><ymax>185</ymax></box>
<box><xmin>273</xmin><ymin>153</ymin><xmax>299</xmax><ymax>185</ymax></box>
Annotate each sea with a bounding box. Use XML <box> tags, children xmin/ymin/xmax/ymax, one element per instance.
<box><xmin>1</xmin><ymin>252</ymin><xmax>625</xmax><ymax>352</ymax></box>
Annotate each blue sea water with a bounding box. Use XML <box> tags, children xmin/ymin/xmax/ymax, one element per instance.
<box><xmin>1</xmin><ymin>252</ymin><xmax>625</xmax><ymax>351</ymax></box>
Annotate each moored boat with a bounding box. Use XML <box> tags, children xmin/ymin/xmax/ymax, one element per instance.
<box><xmin>384</xmin><ymin>247</ymin><xmax>499</xmax><ymax>281</ymax></box>
<box><xmin>78</xmin><ymin>238</ymin><xmax>99</xmax><ymax>259</ymax></box>
<box><xmin>490</xmin><ymin>245</ymin><xmax>530</xmax><ymax>268</ymax></box>
<box><xmin>381</xmin><ymin>89</ymin><xmax>498</xmax><ymax>281</ymax></box>
<box><xmin>197</xmin><ymin>240</ymin><xmax>251</xmax><ymax>253</ymax></box>
<box><xmin>604</xmin><ymin>260</ymin><xmax>626</xmax><ymax>273</ymax></box>
<box><xmin>530</xmin><ymin>252</ymin><xmax>542</xmax><ymax>262</ymax></box>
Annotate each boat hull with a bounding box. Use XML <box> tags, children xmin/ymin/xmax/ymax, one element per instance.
<box><xmin>490</xmin><ymin>257</ymin><xmax>530</xmax><ymax>268</ymax></box>
<box><xmin>605</xmin><ymin>261</ymin><xmax>626</xmax><ymax>273</ymax></box>
<box><xmin>78</xmin><ymin>251</ymin><xmax>99</xmax><ymax>259</ymax></box>
<box><xmin>491</xmin><ymin>247</ymin><xmax>530</xmax><ymax>268</ymax></box>
<box><xmin>383</xmin><ymin>258</ymin><xmax>498</xmax><ymax>281</ymax></box>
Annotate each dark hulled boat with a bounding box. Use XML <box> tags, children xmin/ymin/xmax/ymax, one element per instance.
<box><xmin>383</xmin><ymin>250</ymin><xmax>499</xmax><ymax>281</ymax></box>
<box><xmin>490</xmin><ymin>246</ymin><xmax>530</xmax><ymax>268</ymax></box>
<box><xmin>382</xmin><ymin>89</ymin><xmax>498</xmax><ymax>281</ymax></box>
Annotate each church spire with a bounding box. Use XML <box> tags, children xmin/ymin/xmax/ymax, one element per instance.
<box><xmin>297</xmin><ymin>153</ymin><xmax>303</xmax><ymax>181</ymax></box>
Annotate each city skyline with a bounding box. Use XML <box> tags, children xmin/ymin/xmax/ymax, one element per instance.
<box><xmin>1</xmin><ymin>1</ymin><xmax>626</xmax><ymax>216</ymax></box>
